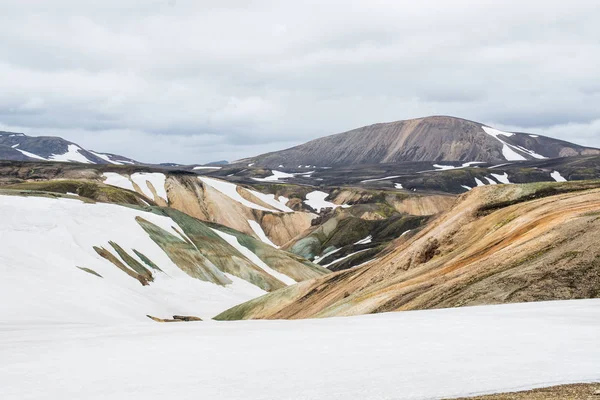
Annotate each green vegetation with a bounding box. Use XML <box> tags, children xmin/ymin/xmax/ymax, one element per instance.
<box><xmin>76</xmin><ymin>266</ymin><xmax>103</xmax><ymax>278</ymax></box>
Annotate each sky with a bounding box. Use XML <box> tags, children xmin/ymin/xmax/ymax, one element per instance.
<box><xmin>0</xmin><ymin>0</ymin><xmax>599</xmax><ymax>164</ymax></box>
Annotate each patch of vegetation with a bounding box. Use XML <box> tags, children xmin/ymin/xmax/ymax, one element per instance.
<box><xmin>76</xmin><ymin>266</ymin><xmax>103</xmax><ymax>278</ymax></box>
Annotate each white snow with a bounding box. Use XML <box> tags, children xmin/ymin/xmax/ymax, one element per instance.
<box><xmin>313</xmin><ymin>248</ymin><xmax>342</xmax><ymax>264</ymax></box>
<box><xmin>462</xmin><ymin>161</ymin><xmax>486</xmax><ymax>167</ymax></box>
<box><xmin>15</xmin><ymin>147</ymin><xmax>47</xmax><ymax>160</ymax></box>
<box><xmin>394</xmin><ymin>183</ymin><xmax>403</xmax><ymax>189</ymax></box>
<box><xmin>193</xmin><ymin>166</ymin><xmax>222</xmax><ymax>170</ymax></box>
<box><xmin>482</xmin><ymin>126</ymin><xmax>528</xmax><ymax>161</ymax></box>
<box><xmin>247</xmin><ymin>220</ymin><xmax>279</xmax><ymax>248</ymax></box>
<box><xmin>11</xmin><ymin>143</ymin><xmax>19</xmax><ymax>148</ymax></box>
<box><xmin>491</xmin><ymin>172</ymin><xmax>512</xmax><ymax>184</ymax></box>
<box><xmin>248</xmin><ymin>190</ymin><xmax>293</xmax><ymax>212</ymax></box>
<box><xmin>304</xmin><ymin>191</ymin><xmax>350</xmax><ymax>213</ymax></box>
<box><xmin>211</xmin><ymin>228</ymin><xmax>295</xmax><ymax>285</ymax></box>
<box><xmin>433</xmin><ymin>164</ymin><xmax>456</xmax><ymax>171</ymax></box>
<box><xmin>360</xmin><ymin>175</ymin><xmax>401</xmax><ymax>183</ymax></box>
<box><xmin>354</xmin><ymin>235</ymin><xmax>373</xmax><ymax>245</ymax></box>
<box><xmin>48</xmin><ymin>144</ymin><xmax>93</xmax><ymax>164</ymax></box>
<box><xmin>252</xmin><ymin>170</ymin><xmax>295</xmax><ymax>182</ymax></box>
<box><xmin>248</xmin><ymin>163</ymin><xmax>255</xmax><ymax>167</ymax></box>
<box><xmin>0</xmin><ymin>195</ymin><xmax>266</xmax><ymax>324</ymax></box>
<box><xmin>515</xmin><ymin>145</ymin><xmax>547</xmax><ymax>159</ymax></box>
<box><xmin>529</xmin><ymin>134</ymin><xmax>539</xmax><ymax>138</ymax></box>
<box><xmin>130</xmin><ymin>173</ymin><xmax>168</xmax><ymax>203</ymax></box>
<box><xmin>461</xmin><ymin>185</ymin><xmax>472</xmax><ymax>191</ymax></box>
<box><xmin>102</xmin><ymin>172</ymin><xmax>136</xmax><ymax>192</ymax></box>
<box><xmin>475</xmin><ymin>178</ymin><xmax>487</xmax><ymax>187</ymax></box>
<box><xmin>199</xmin><ymin>177</ymin><xmax>275</xmax><ymax>212</ymax></box>
<box><xmin>323</xmin><ymin>248</ymin><xmax>370</xmax><ymax>268</ymax></box>
<box><xmin>2</xmin><ymin>300</ymin><xmax>598</xmax><ymax>400</ymax></box>
<box><xmin>89</xmin><ymin>151</ymin><xmax>124</xmax><ymax>165</ymax></box>
<box><xmin>551</xmin><ymin>171</ymin><xmax>568</xmax><ymax>182</ymax></box>
<box><xmin>484</xmin><ymin>177</ymin><xmax>498</xmax><ymax>185</ymax></box>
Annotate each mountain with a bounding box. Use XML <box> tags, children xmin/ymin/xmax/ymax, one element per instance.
<box><xmin>0</xmin><ymin>131</ymin><xmax>139</xmax><ymax>165</ymax></box>
<box><xmin>215</xmin><ymin>180</ymin><xmax>600</xmax><ymax>320</ymax></box>
<box><xmin>240</xmin><ymin>116</ymin><xmax>600</xmax><ymax>167</ymax></box>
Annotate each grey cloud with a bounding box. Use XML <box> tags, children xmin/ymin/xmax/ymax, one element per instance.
<box><xmin>0</xmin><ymin>0</ymin><xmax>599</xmax><ymax>163</ymax></box>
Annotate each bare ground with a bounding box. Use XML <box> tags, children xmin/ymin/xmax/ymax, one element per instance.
<box><xmin>448</xmin><ymin>382</ymin><xmax>600</xmax><ymax>399</ymax></box>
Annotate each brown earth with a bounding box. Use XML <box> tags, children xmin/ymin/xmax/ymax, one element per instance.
<box><xmin>447</xmin><ymin>382</ymin><xmax>600</xmax><ymax>399</ymax></box>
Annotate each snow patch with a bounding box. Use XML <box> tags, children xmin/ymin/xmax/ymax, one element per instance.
<box><xmin>131</xmin><ymin>173</ymin><xmax>168</xmax><ymax>202</ymax></box>
<box><xmin>247</xmin><ymin>220</ymin><xmax>279</xmax><ymax>248</ymax></box>
<box><xmin>354</xmin><ymin>235</ymin><xmax>372</xmax><ymax>245</ymax></box>
<box><xmin>199</xmin><ymin>177</ymin><xmax>275</xmax><ymax>212</ymax></box>
<box><xmin>360</xmin><ymin>175</ymin><xmax>402</xmax><ymax>183</ymax></box>
<box><xmin>248</xmin><ymin>190</ymin><xmax>293</xmax><ymax>212</ymax></box>
<box><xmin>491</xmin><ymin>172</ymin><xmax>512</xmax><ymax>184</ymax></box>
<box><xmin>211</xmin><ymin>228</ymin><xmax>295</xmax><ymax>285</ymax></box>
<box><xmin>193</xmin><ymin>166</ymin><xmax>221</xmax><ymax>170</ymax></box>
<box><xmin>48</xmin><ymin>144</ymin><xmax>93</xmax><ymax>164</ymax></box>
<box><xmin>252</xmin><ymin>170</ymin><xmax>295</xmax><ymax>182</ymax></box>
<box><xmin>102</xmin><ymin>172</ymin><xmax>136</xmax><ymax>192</ymax></box>
<box><xmin>304</xmin><ymin>191</ymin><xmax>350</xmax><ymax>213</ymax></box>
<box><xmin>482</xmin><ymin>126</ymin><xmax>527</xmax><ymax>161</ymax></box>
<box><xmin>551</xmin><ymin>171</ymin><xmax>567</xmax><ymax>182</ymax></box>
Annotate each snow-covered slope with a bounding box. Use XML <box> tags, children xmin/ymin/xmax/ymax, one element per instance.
<box><xmin>1</xmin><ymin>300</ymin><xmax>598</xmax><ymax>400</ymax></box>
<box><xmin>0</xmin><ymin>193</ymin><xmax>326</xmax><ymax>324</ymax></box>
<box><xmin>0</xmin><ymin>131</ymin><xmax>139</xmax><ymax>164</ymax></box>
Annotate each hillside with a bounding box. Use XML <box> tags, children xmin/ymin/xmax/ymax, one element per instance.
<box><xmin>216</xmin><ymin>180</ymin><xmax>600</xmax><ymax>320</ymax></box>
<box><xmin>240</xmin><ymin>116</ymin><xmax>600</xmax><ymax>167</ymax></box>
<box><xmin>0</xmin><ymin>131</ymin><xmax>139</xmax><ymax>165</ymax></box>
<box><xmin>0</xmin><ymin>189</ymin><xmax>328</xmax><ymax>323</ymax></box>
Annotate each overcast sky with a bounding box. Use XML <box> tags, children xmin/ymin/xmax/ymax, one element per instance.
<box><xmin>1</xmin><ymin>0</ymin><xmax>599</xmax><ymax>164</ymax></box>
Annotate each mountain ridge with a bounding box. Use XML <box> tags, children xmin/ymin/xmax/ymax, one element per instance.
<box><xmin>240</xmin><ymin>116</ymin><xmax>600</xmax><ymax>167</ymax></box>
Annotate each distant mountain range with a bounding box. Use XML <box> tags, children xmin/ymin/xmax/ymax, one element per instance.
<box><xmin>0</xmin><ymin>131</ymin><xmax>139</xmax><ymax>165</ymax></box>
<box><xmin>240</xmin><ymin>116</ymin><xmax>600</xmax><ymax>167</ymax></box>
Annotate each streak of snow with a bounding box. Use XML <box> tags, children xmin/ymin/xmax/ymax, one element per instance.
<box><xmin>247</xmin><ymin>220</ymin><xmax>279</xmax><ymax>248</ymax></box>
<box><xmin>461</xmin><ymin>185</ymin><xmax>472</xmax><ymax>191</ymax></box>
<box><xmin>360</xmin><ymin>175</ymin><xmax>402</xmax><ymax>183</ymax></box>
<box><xmin>433</xmin><ymin>164</ymin><xmax>456</xmax><ymax>170</ymax></box>
<box><xmin>89</xmin><ymin>151</ymin><xmax>124</xmax><ymax>165</ymax></box>
<box><xmin>48</xmin><ymin>144</ymin><xmax>93</xmax><ymax>164</ymax></box>
<box><xmin>15</xmin><ymin>147</ymin><xmax>47</xmax><ymax>160</ymax></box>
<box><xmin>485</xmin><ymin>177</ymin><xmax>498</xmax><ymax>185</ymax></box>
<box><xmin>199</xmin><ymin>177</ymin><xmax>274</xmax><ymax>212</ymax></box>
<box><xmin>313</xmin><ymin>248</ymin><xmax>342</xmax><ymax>264</ymax></box>
<box><xmin>394</xmin><ymin>183</ymin><xmax>403</xmax><ymax>189</ymax></box>
<box><xmin>323</xmin><ymin>249</ymin><xmax>371</xmax><ymax>268</ymax></box>
<box><xmin>193</xmin><ymin>166</ymin><xmax>221</xmax><ymax>170</ymax></box>
<box><xmin>252</xmin><ymin>170</ymin><xmax>295</xmax><ymax>182</ymax></box>
<box><xmin>248</xmin><ymin>190</ymin><xmax>293</xmax><ymax>212</ymax></box>
<box><xmin>482</xmin><ymin>126</ymin><xmax>527</xmax><ymax>161</ymax></box>
<box><xmin>491</xmin><ymin>173</ymin><xmax>512</xmax><ymax>184</ymax></box>
<box><xmin>475</xmin><ymin>178</ymin><xmax>486</xmax><ymax>187</ymax></box>
<box><xmin>211</xmin><ymin>228</ymin><xmax>295</xmax><ymax>285</ymax></box>
<box><xmin>131</xmin><ymin>173</ymin><xmax>168</xmax><ymax>202</ymax></box>
<box><xmin>355</xmin><ymin>235</ymin><xmax>372</xmax><ymax>245</ymax></box>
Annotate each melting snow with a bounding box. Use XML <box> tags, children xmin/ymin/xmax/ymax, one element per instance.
<box><xmin>248</xmin><ymin>190</ymin><xmax>293</xmax><ymax>212</ymax></box>
<box><xmin>130</xmin><ymin>173</ymin><xmax>168</xmax><ymax>203</ymax></box>
<box><xmin>89</xmin><ymin>151</ymin><xmax>124</xmax><ymax>165</ymax></box>
<box><xmin>14</xmin><ymin>148</ymin><xmax>47</xmax><ymax>160</ymax></box>
<box><xmin>304</xmin><ymin>191</ymin><xmax>350</xmax><ymax>213</ymax></box>
<box><xmin>211</xmin><ymin>228</ymin><xmax>295</xmax><ymax>285</ymax></box>
<box><xmin>461</xmin><ymin>185</ymin><xmax>472</xmax><ymax>191</ymax></box>
<box><xmin>102</xmin><ymin>172</ymin><xmax>136</xmax><ymax>192</ymax></box>
<box><xmin>360</xmin><ymin>175</ymin><xmax>402</xmax><ymax>183</ymax></box>
<box><xmin>252</xmin><ymin>170</ymin><xmax>295</xmax><ymax>182</ymax></box>
<box><xmin>491</xmin><ymin>172</ymin><xmax>512</xmax><ymax>184</ymax></box>
<box><xmin>247</xmin><ymin>220</ymin><xmax>279</xmax><ymax>248</ymax></box>
<box><xmin>551</xmin><ymin>171</ymin><xmax>568</xmax><ymax>182</ymax></box>
<box><xmin>199</xmin><ymin>177</ymin><xmax>274</xmax><ymax>212</ymax></box>
<box><xmin>313</xmin><ymin>248</ymin><xmax>342</xmax><ymax>264</ymax></box>
<box><xmin>433</xmin><ymin>164</ymin><xmax>457</xmax><ymax>171</ymax></box>
<box><xmin>394</xmin><ymin>183</ymin><xmax>403</xmax><ymax>189</ymax></box>
<box><xmin>481</xmin><ymin>126</ymin><xmax>527</xmax><ymax>161</ymax></box>
<box><xmin>323</xmin><ymin>248</ymin><xmax>371</xmax><ymax>268</ymax></box>
<box><xmin>484</xmin><ymin>177</ymin><xmax>498</xmax><ymax>185</ymax></box>
<box><xmin>354</xmin><ymin>235</ymin><xmax>373</xmax><ymax>245</ymax></box>
<box><xmin>48</xmin><ymin>144</ymin><xmax>93</xmax><ymax>164</ymax></box>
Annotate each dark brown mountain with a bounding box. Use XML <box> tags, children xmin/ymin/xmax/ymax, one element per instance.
<box><xmin>240</xmin><ymin>116</ymin><xmax>599</xmax><ymax>167</ymax></box>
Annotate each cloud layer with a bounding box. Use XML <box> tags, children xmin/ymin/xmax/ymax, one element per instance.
<box><xmin>1</xmin><ymin>0</ymin><xmax>599</xmax><ymax>163</ymax></box>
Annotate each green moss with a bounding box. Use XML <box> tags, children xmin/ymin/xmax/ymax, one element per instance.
<box><xmin>132</xmin><ymin>249</ymin><xmax>163</xmax><ymax>272</ymax></box>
